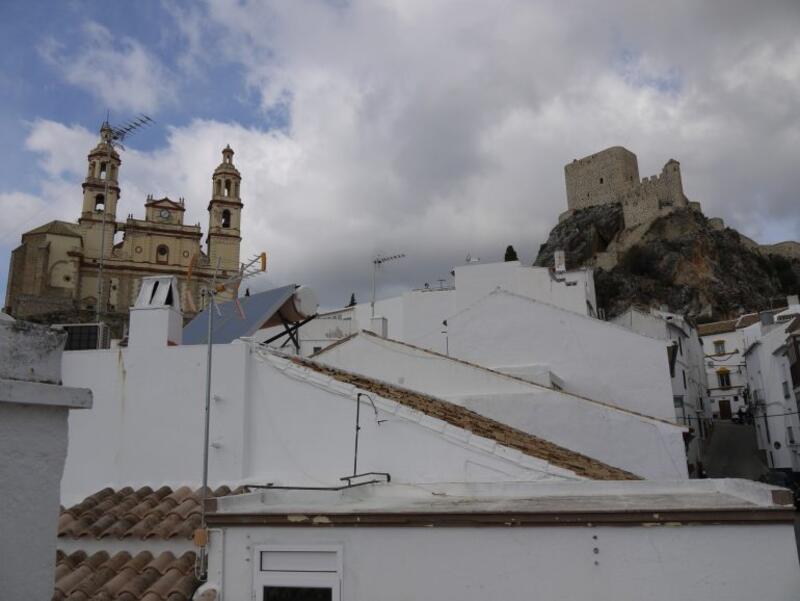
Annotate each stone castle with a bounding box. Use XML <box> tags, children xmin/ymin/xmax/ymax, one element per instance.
<box><xmin>3</xmin><ymin>123</ymin><xmax>244</xmax><ymax>324</ymax></box>
<box><xmin>554</xmin><ymin>146</ymin><xmax>800</xmax><ymax>270</ymax></box>
<box><xmin>561</xmin><ymin>146</ymin><xmax>695</xmax><ymax>229</ymax></box>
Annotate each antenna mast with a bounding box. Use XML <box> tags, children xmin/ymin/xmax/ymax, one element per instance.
<box><xmin>370</xmin><ymin>253</ymin><xmax>405</xmax><ymax>319</ymax></box>
<box><xmin>197</xmin><ymin>252</ymin><xmax>267</xmax><ymax>579</ymax></box>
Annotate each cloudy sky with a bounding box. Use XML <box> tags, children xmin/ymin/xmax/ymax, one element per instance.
<box><xmin>1</xmin><ymin>1</ymin><xmax>799</xmax><ymax>308</ymax></box>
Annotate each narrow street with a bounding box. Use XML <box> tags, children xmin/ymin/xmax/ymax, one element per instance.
<box><xmin>703</xmin><ymin>420</ymin><xmax>800</xmax><ymax>559</ymax></box>
<box><xmin>703</xmin><ymin>420</ymin><xmax>767</xmax><ymax>479</ymax></box>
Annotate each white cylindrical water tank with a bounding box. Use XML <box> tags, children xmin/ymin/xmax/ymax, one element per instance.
<box><xmin>281</xmin><ymin>286</ymin><xmax>319</xmax><ymax>322</ymax></box>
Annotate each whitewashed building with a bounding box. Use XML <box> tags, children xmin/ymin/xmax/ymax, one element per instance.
<box><xmin>204</xmin><ymin>479</ymin><xmax>800</xmax><ymax>601</ymax></box>
<box><xmin>51</xmin><ymin>283</ymin><xmax>800</xmax><ymax>599</ymax></box>
<box><xmin>411</xmin><ymin>288</ymin><xmax>677</xmax><ymax>422</ymax></box>
<box><xmin>742</xmin><ymin>298</ymin><xmax>800</xmax><ymax>472</ymax></box>
<box><xmin>61</xmin><ymin>278</ymin><xmax>636</xmax><ymax>506</ymax></box>
<box><xmin>316</xmin><ymin>330</ymin><xmax>688</xmax><ymax>479</ymax></box>
<box><xmin>698</xmin><ymin>315</ymin><xmax>760</xmax><ymax>420</ymax></box>
<box><xmin>256</xmin><ymin>260</ymin><xmax>598</xmax><ymax>355</ymax></box>
<box><xmin>613</xmin><ymin>307</ymin><xmax>708</xmax><ymax>472</ymax></box>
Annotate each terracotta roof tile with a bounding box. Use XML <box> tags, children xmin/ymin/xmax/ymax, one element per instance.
<box><xmin>697</xmin><ymin>319</ymin><xmax>738</xmax><ymax>336</ymax></box>
<box><xmin>60</xmin><ymin>486</ymin><xmax>242</xmax><ymax>541</ymax></box>
<box><xmin>291</xmin><ymin>357</ymin><xmax>639</xmax><ymax>481</ymax></box>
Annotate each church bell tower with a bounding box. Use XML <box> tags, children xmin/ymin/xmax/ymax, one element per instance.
<box><xmin>207</xmin><ymin>145</ymin><xmax>243</xmax><ymax>272</ymax></box>
<box><xmin>79</xmin><ymin>122</ymin><xmax>121</xmax><ymax>259</ymax></box>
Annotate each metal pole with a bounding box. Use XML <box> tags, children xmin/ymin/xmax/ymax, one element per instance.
<box><xmin>199</xmin><ymin>258</ymin><xmax>221</xmax><ymax>576</ymax></box>
<box><xmin>370</xmin><ymin>260</ymin><xmax>376</xmax><ymax>319</ymax></box>
<box><xmin>353</xmin><ymin>393</ymin><xmax>362</xmax><ymax>475</ymax></box>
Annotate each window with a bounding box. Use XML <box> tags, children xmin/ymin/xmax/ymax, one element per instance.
<box><xmin>714</xmin><ymin>340</ymin><xmax>726</xmax><ymax>354</ymax></box>
<box><xmin>255</xmin><ymin>546</ymin><xmax>341</xmax><ymax>601</ymax></box>
<box><xmin>221</xmin><ymin>209</ymin><xmax>231</xmax><ymax>228</ymax></box>
<box><xmin>783</xmin><ymin>381</ymin><xmax>791</xmax><ymax>399</ymax></box>
<box><xmin>264</xmin><ymin>587</ymin><xmax>332</xmax><ymax>600</ymax></box>
<box><xmin>717</xmin><ymin>370</ymin><xmax>731</xmax><ymax>388</ymax></box>
<box><xmin>156</xmin><ymin>244</ymin><xmax>169</xmax><ymax>264</ymax></box>
<box><xmin>673</xmin><ymin>395</ymin><xmax>684</xmax><ymax>409</ymax></box>
<box><xmin>678</xmin><ymin>337</ymin><xmax>683</xmax><ymax>356</ymax></box>
<box><xmin>224</xmin><ymin>179</ymin><xmax>231</xmax><ymax>197</ymax></box>
<box><xmin>99</xmin><ymin>162</ymin><xmax>107</xmax><ymax>180</ymax></box>
<box><xmin>94</xmin><ymin>194</ymin><xmax>105</xmax><ymax>212</ymax></box>
<box><xmin>215</xmin><ymin>180</ymin><xmax>222</xmax><ymax>196</ymax></box>
<box><xmin>788</xmin><ymin>427</ymin><xmax>795</xmax><ymax>445</ymax></box>
<box><xmin>599</xmin><ymin>177</ymin><xmax>604</xmax><ymax>184</ymax></box>
<box><xmin>682</xmin><ymin>370</ymin><xmax>687</xmax><ymax>390</ymax></box>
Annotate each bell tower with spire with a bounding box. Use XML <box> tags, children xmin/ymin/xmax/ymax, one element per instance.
<box><xmin>207</xmin><ymin>145</ymin><xmax>243</xmax><ymax>272</ymax></box>
<box><xmin>78</xmin><ymin>122</ymin><xmax>121</xmax><ymax>259</ymax></box>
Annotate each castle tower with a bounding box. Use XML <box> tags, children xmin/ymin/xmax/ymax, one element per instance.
<box><xmin>78</xmin><ymin>122</ymin><xmax>121</xmax><ymax>259</ymax></box>
<box><xmin>660</xmin><ymin>159</ymin><xmax>688</xmax><ymax>208</ymax></box>
<box><xmin>207</xmin><ymin>145</ymin><xmax>243</xmax><ymax>272</ymax></box>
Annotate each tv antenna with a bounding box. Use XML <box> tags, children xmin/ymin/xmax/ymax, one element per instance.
<box><xmin>371</xmin><ymin>253</ymin><xmax>405</xmax><ymax>318</ymax></box>
<box><xmin>94</xmin><ymin>114</ymin><xmax>154</xmax><ymax>344</ymax></box>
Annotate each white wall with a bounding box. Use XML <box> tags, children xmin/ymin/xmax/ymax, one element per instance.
<box><xmin>60</xmin><ymin>343</ymin><xmax>577</xmax><ymax>505</ymax></box>
<box><xmin>260</xmin><ymin>261</ymin><xmax>597</xmax><ymax>357</ymax></box>
<box><xmin>453</xmin><ymin>261</ymin><xmax>596</xmax><ymax>317</ymax></box>
<box><xmin>421</xmin><ymin>290</ymin><xmax>676</xmax><ymax>421</ymax></box>
<box><xmin>215</xmin><ymin>521</ymin><xmax>800</xmax><ymax>601</ymax></box>
<box><xmin>744</xmin><ymin>321</ymin><xmax>800</xmax><ymax>471</ymax></box>
<box><xmin>0</xmin><ymin>403</ymin><xmax>69</xmax><ymax>601</ymax></box>
<box><xmin>614</xmin><ymin>308</ymin><xmax>709</xmax><ymax>469</ymax></box>
<box><xmin>319</xmin><ymin>333</ymin><xmax>688</xmax><ymax>479</ymax></box>
<box><xmin>0</xmin><ymin>321</ymin><xmax>91</xmax><ymax>601</ymax></box>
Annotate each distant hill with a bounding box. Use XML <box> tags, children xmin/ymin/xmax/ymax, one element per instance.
<box><xmin>534</xmin><ymin>205</ymin><xmax>800</xmax><ymax>320</ymax></box>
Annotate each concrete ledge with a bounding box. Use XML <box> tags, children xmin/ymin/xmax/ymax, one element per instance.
<box><xmin>0</xmin><ymin>378</ymin><xmax>92</xmax><ymax>409</ymax></box>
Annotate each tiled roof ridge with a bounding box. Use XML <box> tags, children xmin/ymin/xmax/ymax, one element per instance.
<box><xmin>287</xmin><ymin>355</ymin><xmax>639</xmax><ymax>481</ymax></box>
<box><xmin>347</xmin><ymin>329</ymin><xmax>679</xmax><ymax>427</ymax></box>
<box><xmin>53</xmin><ymin>549</ymin><xmax>199</xmax><ymax>601</ymax></box>
<box><xmin>698</xmin><ymin>308</ymin><xmax>789</xmax><ymax>336</ymax></box>
<box><xmin>59</xmin><ymin>484</ymin><xmax>247</xmax><ymax>541</ymax></box>
<box><xmin>24</xmin><ymin>220</ymin><xmax>82</xmax><ymax>238</ymax></box>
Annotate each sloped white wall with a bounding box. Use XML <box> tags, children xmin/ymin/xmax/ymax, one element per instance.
<box><xmin>426</xmin><ymin>291</ymin><xmax>676</xmax><ymax>422</ymax></box>
<box><xmin>60</xmin><ymin>343</ymin><xmax>575</xmax><ymax>505</ymax></box>
<box><xmin>319</xmin><ymin>334</ymin><xmax>688</xmax><ymax>479</ymax></box>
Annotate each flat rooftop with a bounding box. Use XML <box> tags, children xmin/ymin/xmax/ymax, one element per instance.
<box><xmin>208</xmin><ymin>479</ymin><xmax>794</xmax><ymax>527</ymax></box>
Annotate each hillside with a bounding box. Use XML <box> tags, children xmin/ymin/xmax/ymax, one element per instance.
<box><xmin>535</xmin><ymin>205</ymin><xmax>800</xmax><ymax>319</ymax></box>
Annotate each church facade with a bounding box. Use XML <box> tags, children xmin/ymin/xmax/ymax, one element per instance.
<box><xmin>3</xmin><ymin>123</ymin><xmax>243</xmax><ymax>326</ymax></box>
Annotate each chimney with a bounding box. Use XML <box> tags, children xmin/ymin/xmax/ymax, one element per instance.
<box><xmin>129</xmin><ymin>276</ymin><xmax>183</xmax><ymax>348</ymax></box>
<box><xmin>760</xmin><ymin>312</ymin><xmax>774</xmax><ymax>326</ymax></box>
<box><xmin>554</xmin><ymin>250</ymin><xmax>566</xmax><ymax>274</ymax></box>
<box><xmin>788</xmin><ymin>294</ymin><xmax>799</xmax><ymax>307</ymax></box>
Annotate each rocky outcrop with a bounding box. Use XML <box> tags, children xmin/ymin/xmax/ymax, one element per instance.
<box><xmin>535</xmin><ymin>206</ymin><xmax>800</xmax><ymax>319</ymax></box>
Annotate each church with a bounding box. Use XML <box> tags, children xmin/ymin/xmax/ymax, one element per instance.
<box><xmin>3</xmin><ymin>122</ymin><xmax>243</xmax><ymax>328</ymax></box>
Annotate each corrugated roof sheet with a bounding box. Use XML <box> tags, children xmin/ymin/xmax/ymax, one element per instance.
<box><xmin>59</xmin><ymin>485</ymin><xmax>244</xmax><ymax>541</ymax></box>
<box><xmin>53</xmin><ymin>549</ymin><xmax>199</xmax><ymax>601</ymax></box>
<box><xmin>182</xmin><ymin>285</ymin><xmax>296</xmax><ymax>345</ymax></box>
<box><xmin>291</xmin><ymin>356</ymin><xmax>639</xmax><ymax>481</ymax></box>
